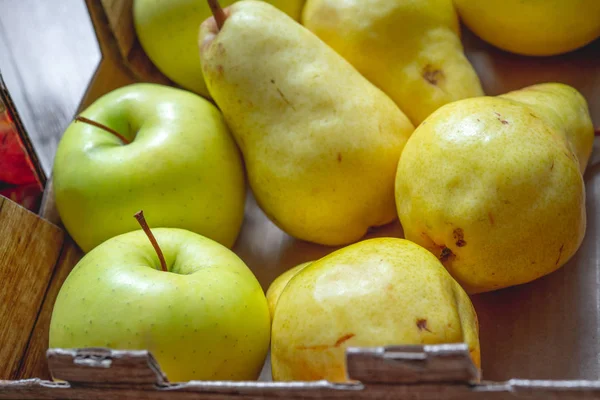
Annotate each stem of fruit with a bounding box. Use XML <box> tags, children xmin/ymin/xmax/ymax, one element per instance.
<box><xmin>207</xmin><ymin>0</ymin><xmax>226</xmax><ymax>30</ymax></box>
<box><xmin>134</xmin><ymin>210</ymin><xmax>168</xmax><ymax>272</ymax></box>
<box><xmin>75</xmin><ymin>116</ymin><xmax>130</xmax><ymax>144</ymax></box>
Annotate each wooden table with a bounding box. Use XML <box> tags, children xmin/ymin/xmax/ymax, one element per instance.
<box><xmin>0</xmin><ymin>0</ymin><xmax>100</xmax><ymax>175</ymax></box>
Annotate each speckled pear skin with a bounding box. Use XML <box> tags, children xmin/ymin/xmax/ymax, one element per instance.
<box><xmin>302</xmin><ymin>0</ymin><xmax>484</xmax><ymax>125</ymax></box>
<box><xmin>500</xmin><ymin>83</ymin><xmax>594</xmax><ymax>172</ymax></box>
<box><xmin>270</xmin><ymin>238</ymin><xmax>480</xmax><ymax>382</ymax></box>
<box><xmin>199</xmin><ymin>1</ymin><xmax>414</xmax><ymax>246</ymax></box>
<box><xmin>395</xmin><ymin>83</ymin><xmax>593</xmax><ymax>294</ymax></box>
<box><xmin>266</xmin><ymin>261</ymin><xmax>312</xmax><ymax>319</ymax></box>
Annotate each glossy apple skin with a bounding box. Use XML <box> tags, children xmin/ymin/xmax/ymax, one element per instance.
<box><xmin>49</xmin><ymin>228</ymin><xmax>271</xmax><ymax>382</ymax></box>
<box><xmin>53</xmin><ymin>83</ymin><xmax>245</xmax><ymax>252</ymax></box>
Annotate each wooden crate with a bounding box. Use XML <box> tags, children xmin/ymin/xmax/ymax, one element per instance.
<box><xmin>1</xmin><ymin>0</ymin><xmax>600</xmax><ymax>398</ymax></box>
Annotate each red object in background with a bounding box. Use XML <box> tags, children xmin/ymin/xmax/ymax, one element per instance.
<box><xmin>0</xmin><ymin>74</ymin><xmax>45</xmax><ymax>212</ymax></box>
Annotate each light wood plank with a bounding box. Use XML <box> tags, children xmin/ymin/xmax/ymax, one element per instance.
<box><xmin>0</xmin><ymin>196</ymin><xmax>64</xmax><ymax>379</ymax></box>
<box><xmin>0</xmin><ymin>0</ymin><xmax>100</xmax><ymax>174</ymax></box>
<box><xmin>15</xmin><ymin>237</ymin><xmax>82</xmax><ymax>380</ymax></box>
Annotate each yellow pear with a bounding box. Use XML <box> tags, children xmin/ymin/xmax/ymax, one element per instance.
<box><xmin>266</xmin><ymin>262</ymin><xmax>312</xmax><ymax>318</ymax></box>
<box><xmin>395</xmin><ymin>83</ymin><xmax>593</xmax><ymax>294</ymax></box>
<box><xmin>271</xmin><ymin>238</ymin><xmax>480</xmax><ymax>382</ymax></box>
<box><xmin>302</xmin><ymin>0</ymin><xmax>484</xmax><ymax>125</ymax></box>
<box><xmin>501</xmin><ymin>84</ymin><xmax>594</xmax><ymax>172</ymax></box>
<box><xmin>199</xmin><ymin>1</ymin><xmax>414</xmax><ymax>246</ymax></box>
<box><xmin>454</xmin><ymin>0</ymin><xmax>600</xmax><ymax>56</ymax></box>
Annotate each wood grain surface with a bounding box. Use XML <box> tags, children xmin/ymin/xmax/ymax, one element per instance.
<box><xmin>15</xmin><ymin>236</ymin><xmax>82</xmax><ymax>380</ymax></box>
<box><xmin>0</xmin><ymin>0</ymin><xmax>100</xmax><ymax>174</ymax></box>
<box><xmin>0</xmin><ymin>196</ymin><xmax>64</xmax><ymax>379</ymax></box>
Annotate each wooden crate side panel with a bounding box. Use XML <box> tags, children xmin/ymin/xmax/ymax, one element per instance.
<box><xmin>14</xmin><ymin>237</ymin><xmax>82</xmax><ymax>380</ymax></box>
<box><xmin>100</xmin><ymin>0</ymin><xmax>136</xmax><ymax>59</ymax></box>
<box><xmin>92</xmin><ymin>0</ymin><xmax>171</xmax><ymax>85</ymax></box>
<box><xmin>0</xmin><ymin>196</ymin><xmax>64</xmax><ymax>379</ymax></box>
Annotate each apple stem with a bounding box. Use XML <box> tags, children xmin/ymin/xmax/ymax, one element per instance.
<box><xmin>207</xmin><ymin>0</ymin><xmax>227</xmax><ymax>30</ymax></box>
<box><xmin>75</xmin><ymin>115</ymin><xmax>131</xmax><ymax>145</ymax></box>
<box><xmin>134</xmin><ymin>210</ymin><xmax>168</xmax><ymax>272</ymax></box>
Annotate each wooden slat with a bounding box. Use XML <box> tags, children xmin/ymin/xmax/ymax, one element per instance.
<box><xmin>0</xmin><ymin>196</ymin><xmax>64</xmax><ymax>379</ymax></box>
<box><xmin>14</xmin><ymin>237</ymin><xmax>82</xmax><ymax>380</ymax></box>
<box><xmin>0</xmin><ymin>0</ymin><xmax>100</xmax><ymax>174</ymax></box>
<box><xmin>38</xmin><ymin>178</ymin><xmax>60</xmax><ymax>226</ymax></box>
<box><xmin>100</xmin><ymin>0</ymin><xmax>136</xmax><ymax>59</ymax></box>
<box><xmin>89</xmin><ymin>0</ymin><xmax>171</xmax><ymax>86</ymax></box>
<box><xmin>84</xmin><ymin>0</ymin><xmax>137</xmax><ymax>84</ymax></box>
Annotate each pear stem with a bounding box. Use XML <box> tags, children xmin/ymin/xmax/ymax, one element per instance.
<box><xmin>75</xmin><ymin>115</ymin><xmax>130</xmax><ymax>144</ymax></box>
<box><xmin>134</xmin><ymin>210</ymin><xmax>168</xmax><ymax>272</ymax></box>
<box><xmin>207</xmin><ymin>0</ymin><xmax>227</xmax><ymax>30</ymax></box>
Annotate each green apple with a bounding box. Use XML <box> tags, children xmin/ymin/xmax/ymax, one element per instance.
<box><xmin>49</xmin><ymin>220</ymin><xmax>271</xmax><ymax>382</ymax></box>
<box><xmin>133</xmin><ymin>0</ymin><xmax>306</xmax><ymax>97</ymax></box>
<box><xmin>53</xmin><ymin>83</ymin><xmax>245</xmax><ymax>252</ymax></box>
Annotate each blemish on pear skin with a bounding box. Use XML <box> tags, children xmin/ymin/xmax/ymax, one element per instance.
<box><xmin>334</xmin><ymin>333</ymin><xmax>355</xmax><ymax>346</ymax></box>
<box><xmin>276</xmin><ymin>88</ymin><xmax>295</xmax><ymax>109</ymax></box>
<box><xmin>337</xmin><ymin>153</ymin><xmax>342</xmax><ymax>163</ymax></box>
<box><xmin>422</xmin><ymin>65</ymin><xmax>444</xmax><ymax>86</ymax></box>
<box><xmin>422</xmin><ymin>233</ymin><xmax>456</xmax><ymax>263</ymax></box>
<box><xmin>556</xmin><ymin>244</ymin><xmax>564</xmax><ymax>265</ymax></box>
<box><xmin>270</xmin><ymin>79</ymin><xmax>296</xmax><ymax>110</ymax></box>
<box><xmin>564</xmin><ymin>150</ymin><xmax>576</xmax><ymax>162</ymax></box>
<box><xmin>550</xmin><ymin>160</ymin><xmax>555</xmax><ymax>171</ymax></box>
<box><xmin>453</xmin><ymin>228</ymin><xmax>466</xmax><ymax>247</ymax></box>
<box><xmin>439</xmin><ymin>246</ymin><xmax>455</xmax><ymax>263</ymax></box>
<box><xmin>416</xmin><ymin>319</ymin><xmax>432</xmax><ymax>333</ymax></box>
<box><xmin>488</xmin><ymin>212</ymin><xmax>495</xmax><ymax>225</ymax></box>
<box><xmin>296</xmin><ymin>333</ymin><xmax>355</xmax><ymax>350</ymax></box>
<box><xmin>494</xmin><ymin>112</ymin><xmax>509</xmax><ymax>125</ymax></box>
